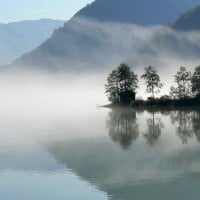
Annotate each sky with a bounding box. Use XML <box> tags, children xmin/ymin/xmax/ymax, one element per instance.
<box><xmin>0</xmin><ymin>0</ymin><xmax>94</xmax><ymax>23</ymax></box>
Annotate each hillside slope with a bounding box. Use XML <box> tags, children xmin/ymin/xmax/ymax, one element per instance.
<box><xmin>5</xmin><ymin>0</ymin><xmax>200</xmax><ymax>71</ymax></box>
<box><xmin>75</xmin><ymin>0</ymin><xmax>200</xmax><ymax>25</ymax></box>
<box><xmin>172</xmin><ymin>5</ymin><xmax>200</xmax><ymax>31</ymax></box>
<box><xmin>0</xmin><ymin>19</ymin><xmax>64</xmax><ymax>66</ymax></box>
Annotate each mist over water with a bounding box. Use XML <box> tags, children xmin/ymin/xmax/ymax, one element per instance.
<box><xmin>2</xmin><ymin>17</ymin><xmax>199</xmax><ymax>102</ymax></box>
<box><xmin>1</xmin><ymin>17</ymin><xmax>200</xmax><ymax>200</ymax></box>
<box><xmin>8</xmin><ymin>18</ymin><xmax>200</xmax><ymax>98</ymax></box>
<box><xmin>0</xmin><ymin>69</ymin><xmax>199</xmax><ymax>200</ymax></box>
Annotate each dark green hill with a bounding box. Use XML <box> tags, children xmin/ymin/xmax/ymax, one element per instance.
<box><xmin>4</xmin><ymin>0</ymin><xmax>200</xmax><ymax>71</ymax></box>
<box><xmin>75</xmin><ymin>0</ymin><xmax>200</xmax><ymax>25</ymax></box>
<box><xmin>172</xmin><ymin>5</ymin><xmax>200</xmax><ymax>31</ymax></box>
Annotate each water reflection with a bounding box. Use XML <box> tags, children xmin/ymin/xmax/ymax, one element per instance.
<box><xmin>107</xmin><ymin>108</ymin><xmax>139</xmax><ymax>149</ymax></box>
<box><xmin>171</xmin><ymin>110</ymin><xmax>193</xmax><ymax>144</ymax></box>
<box><xmin>143</xmin><ymin>111</ymin><xmax>163</xmax><ymax>145</ymax></box>
<box><xmin>107</xmin><ymin>108</ymin><xmax>164</xmax><ymax>147</ymax></box>
<box><xmin>170</xmin><ymin>109</ymin><xmax>199</xmax><ymax>144</ymax></box>
<box><xmin>107</xmin><ymin>107</ymin><xmax>200</xmax><ymax>147</ymax></box>
<box><xmin>193</xmin><ymin>111</ymin><xmax>200</xmax><ymax>142</ymax></box>
<box><xmin>1</xmin><ymin>107</ymin><xmax>200</xmax><ymax>200</ymax></box>
<box><xmin>45</xmin><ymin>107</ymin><xmax>200</xmax><ymax>200</ymax></box>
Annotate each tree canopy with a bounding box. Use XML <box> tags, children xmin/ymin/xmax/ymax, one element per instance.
<box><xmin>141</xmin><ymin>66</ymin><xmax>163</xmax><ymax>99</ymax></box>
<box><xmin>191</xmin><ymin>66</ymin><xmax>200</xmax><ymax>96</ymax></box>
<box><xmin>106</xmin><ymin>63</ymin><xmax>200</xmax><ymax>106</ymax></box>
<box><xmin>174</xmin><ymin>66</ymin><xmax>191</xmax><ymax>99</ymax></box>
<box><xmin>105</xmin><ymin>63</ymin><xmax>138</xmax><ymax>104</ymax></box>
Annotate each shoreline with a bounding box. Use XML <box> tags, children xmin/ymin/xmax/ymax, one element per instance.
<box><xmin>102</xmin><ymin>102</ymin><xmax>200</xmax><ymax>111</ymax></box>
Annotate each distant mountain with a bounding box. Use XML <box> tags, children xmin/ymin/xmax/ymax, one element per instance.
<box><xmin>75</xmin><ymin>0</ymin><xmax>200</xmax><ymax>25</ymax></box>
<box><xmin>131</xmin><ymin>27</ymin><xmax>200</xmax><ymax>69</ymax></box>
<box><xmin>0</xmin><ymin>19</ymin><xmax>64</xmax><ymax>66</ymax></box>
<box><xmin>131</xmin><ymin>3</ymin><xmax>200</xmax><ymax>70</ymax></box>
<box><xmin>9</xmin><ymin>19</ymin><xmax>160</xmax><ymax>71</ymax></box>
<box><xmin>172</xmin><ymin>5</ymin><xmax>200</xmax><ymax>31</ymax></box>
<box><xmin>4</xmin><ymin>0</ymin><xmax>200</xmax><ymax>71</ymax></box>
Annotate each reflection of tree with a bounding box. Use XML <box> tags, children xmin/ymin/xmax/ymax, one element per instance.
<box><xmin>107</xmin><ymin>108</ymin><xmax>139</xmax><ymax>149</ymax></box>
<box><xmin>143</xmin><ymin>111</ymin><xmax>163</xmax><ymax>145</ymax></box>
<box><xmin>170</xmin><ymin>110</ymin><xmax>194</xmax><ymax>144</ymax></box>
<box><xmin>192</xmin><ymin>111</ymin><xmax>200</xmax><ymax>142</ymax></box>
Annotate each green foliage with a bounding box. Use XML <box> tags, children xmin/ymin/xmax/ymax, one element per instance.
<box><xmin>105</xmin><ymin>63</ymin><xmax>138</xmax><ymax>104</ymax></box>
<box><xmin>174</xmin><ymin>66</ymin><xmax>191</xmax><ymax>99</ymax></box>
<box><xmin>191</xmin><ymin>66</ymin><xmax>200</xmax><ymax>96</ymax></box>
<box><xmin>141</xmin><ymin>66</ymin><xmax>163</xmax><ymax>99</ymax></box>
<box><xmin>106</xmin><ymin>63</ymin><xmax>200</xmax><ymax>107</ymax></box>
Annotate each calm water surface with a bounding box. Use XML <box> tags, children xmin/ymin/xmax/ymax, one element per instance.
<box><xmin>0</xmin><ymin>102</ymin><xmax>200</xmax><ymax>200</ymax></box>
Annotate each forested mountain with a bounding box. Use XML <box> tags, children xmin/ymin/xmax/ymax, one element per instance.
<box><xmin>4</xmin><ymin>0</ymin><xmax>200</xmax><ymax>71</ymax></box>
<box><xmin>172</xmin><ymin>5</ymin><xmax>200</xmax><ymax>31</ymax></box>
<box><xmin>132</xmin><ymin>3</ymin><xmax>200</xmax><ymax>69</ymax></box>
<box><xmin>75</xmin><ymin>0</ymin><xmax>200</xmax><ymax>25</ymax></box>
<box><xmin>0</xmin><ymin>19</ymin><xmax>64</xmax><ymax>66</ymax></box>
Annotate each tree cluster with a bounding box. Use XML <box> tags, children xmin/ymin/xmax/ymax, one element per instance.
<box><xmin>105</xmin><ymin>63</ymin><xmax>200</xmax><ymax>105</ymax></box>
<box><xmin>170</xmin><ymin>66</ymin><xmax>200</xmax><ymax>99</ymax></box>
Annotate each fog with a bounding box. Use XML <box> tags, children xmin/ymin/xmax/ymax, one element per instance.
<box><xmin>11</xmin><ymin>18</ymin><xmax>160</xmax><ymax>71</ymax></box>
<box><xmin>0</xmin><ymin>18</ymin><xmax>200</xmax><ymax>131</ymax></box>
<box><xmin>1</xmin><ymin>18</ymin><xmax>200</xmax><ymax>200</ymax></box>
<box><xmin>0</xmin><ymin>72</ymin><xmax>110</xmax><ymax>145</ymax></box>
<box><xmin>6</xmin><ymin>18</ymin><xmax>200</xmax><ymax>99</ymax></box>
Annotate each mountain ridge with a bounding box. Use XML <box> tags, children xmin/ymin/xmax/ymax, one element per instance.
<box><xmin>4</xmin><ymin>0</ymin><xmax>200</xmax><ymax>72</ymax></box>
<box><xmin>0</xmin><ymin>19</ymin><xmax>64</xmax><ymax>66</ymax></box>
<box><xmin>74</xmin><ymin>0</ymin><xmax>200</xmax><ymax>25</ymax></box>
<box><xmin>172</xmin><ymin>4</ymin><xmax>200</xmax><ymax>31</ymax></box>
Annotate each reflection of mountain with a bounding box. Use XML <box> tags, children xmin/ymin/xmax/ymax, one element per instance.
<box><xmin>0</xmin><ymin>108</ymin><xmax>200</xmax><ymax>199</ymax></box>
<box><xmin>46</xmin><ymin>108</ymin><xmax>200</xmax><ymax>200</ymax></box>
<box><xmin>47</xmin><ymin>139</ymin><xmax>180</xmax><ymax>200</ymax></box>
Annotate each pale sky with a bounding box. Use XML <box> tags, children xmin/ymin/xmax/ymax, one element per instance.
<box><xmin>0</xmin><ymin>0</ymin><xmax>94</xmax><ymax>23</ymax></box>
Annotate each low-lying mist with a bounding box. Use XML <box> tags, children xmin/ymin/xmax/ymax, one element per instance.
<box><xmin>0</xmin><ymin>72</ymin><xmax>110</xmax><ymax>145</ymax></box>
<box><xmin>6</xmin><ymin>18</ymin><xmax>200</xmax><ymax>99</ymax></box>
<box><xmin>0</xmin><ymin>72</ymin><xmax>107</xmax><ymax>112</ymax></box>
<box><xmin>9</xmin><ymin>18</ymin><xmax>200</xmax><ymax>74</ymax></box>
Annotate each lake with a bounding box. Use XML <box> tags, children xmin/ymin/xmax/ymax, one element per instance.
<box><xmin>0</xmin><ymin>98</ymin><xmax>200</xmax><ymax>200</ymax></box>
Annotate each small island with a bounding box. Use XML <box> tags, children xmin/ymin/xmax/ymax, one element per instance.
<box><xmin>105</xmin><ymin>63</ymin><xmax>200</xmax><ymax>107</ymax></box>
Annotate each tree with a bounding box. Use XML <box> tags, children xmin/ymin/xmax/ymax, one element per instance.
<box><xmin>141</xmin><ymin>66</ymin><xmax>163</xmax><ymax>99</ymax></box>
<box><xmin>174</xmin><ymin>66</ymin><xmax>191</xmax><ymax>99</ymax></box>
<box><xmin>105</xmin><ymin>63</ymin><xmax>138</xmax><ymax>104</ymax></box>
<box><xmin>169</xmin><ymin>86</ymin><xmax>179</xmax><ymax>99</ymax></box>
<box><xmin>191</xmin><ymin>66</ymin><xmax>200</xmax><ymax>97</ymax></box>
